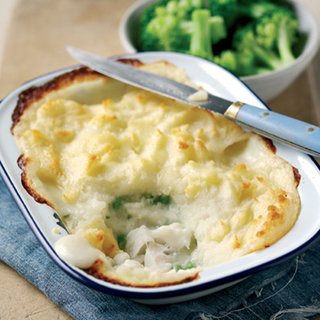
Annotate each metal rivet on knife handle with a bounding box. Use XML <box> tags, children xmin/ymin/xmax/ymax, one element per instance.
<box><xmin>224</xmin><ymin>101</ymin><xmax>245</xmax><ymax>120</ymax></box>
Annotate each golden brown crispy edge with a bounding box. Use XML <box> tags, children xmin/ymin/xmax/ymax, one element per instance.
<box><xmin>85</xmin><ymin>259</ymin><xmax>199</xmax><ymax>288</ymax></box>
<box><xmin>11</xmin><ymin>66</ymin><xmax>102</xmax><ymax>133</ymax></box>
<box><xmin>11</xmin><ymin>61</ymin><xmax>301</xmax><ymax>287</ymax></box>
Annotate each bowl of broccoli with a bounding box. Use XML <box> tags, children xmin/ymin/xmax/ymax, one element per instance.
<box><xmin>119</xmin><ymin>0</ymin><xmax>319</xmax><ymax>101</ymax></box>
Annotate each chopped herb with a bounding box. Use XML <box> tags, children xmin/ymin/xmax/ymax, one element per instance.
<box><xmin>63</xmin><ymin>214</ymin><xmax>70</xmax><ymax>219</ymax></box>
<box><xmin>127</xmin><ymin>214</ymin><xmax>132</xmax><ymax>220</ymax></box>
<box><xmin>174</xmin><ymin>264</ymin><xmax>183</xmax><ymax>272</ymax></box>
<box><xmin>117</xmin><ymin>234</ymin><xmax>127</xmax><ymax>250</ymax></box>
<box><xmin>144</xmin><ymin>193</ymin><xmax>171</xmax><ymax>205</ymax></box>
<box><xmin>185</xmin><ymin>261</ymin><xmax>196</xmax><ymax>269</ymax></box>
<box><xmin>174</xmin><ymin>261</ymin><xmax>197</xmax><ymax>272</ymax></box>
<box><xmin>112</xmin><ymin>197</ymin><xmax>124</xmax><ymax>210</ymax></box>
<box><xmin>105</xmin><ymin>216</ymin><xmax>110</xmax><ymax>219</ymax></box>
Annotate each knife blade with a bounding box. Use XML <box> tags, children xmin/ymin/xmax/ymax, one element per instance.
<box><xmin>67</xmin><ymin>46</ymin><xmax>320</xmax><ymax>158</ymax></box>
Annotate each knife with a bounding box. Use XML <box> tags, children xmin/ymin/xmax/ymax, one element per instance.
<box><xmin>66</xmin><ymin>46</ymin><xmax>320</xmax><ymax>158</ymax></box>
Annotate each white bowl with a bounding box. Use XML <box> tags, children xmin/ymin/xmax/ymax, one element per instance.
<box><xmin>1</xmin><ymin>52</ymin><xmax>320</xmax><ymax>304</ymax></box>
<box><xmin>119</xmin><ymin>0</ymin><xmax>320</xmax><ymax>101</ymax></box>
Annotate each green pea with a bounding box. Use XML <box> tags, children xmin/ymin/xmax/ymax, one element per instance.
<box><xmin>158</xmin><ymin>194</ymin><xmax>170</xmax><ymax>205</ymax></box>
<box><xmin>117</xmin><ymin>234</ymin><xmax>127</xmax><ymax>250</ymax></box>
<box><xmin>112</xmin><ymin>197</ymin><xmax>124</xmax><ymax>210</ymax></box>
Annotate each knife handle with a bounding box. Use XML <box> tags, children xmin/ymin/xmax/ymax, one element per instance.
<box><xmin>224</xmin><ymin>102</ymin><xmax>320</xmax><ymax>158</ymax></box>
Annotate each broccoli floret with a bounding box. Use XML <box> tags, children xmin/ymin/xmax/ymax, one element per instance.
<box><xmin>189</xmin><ymin>9</ymin><xmax>214</xmax><ymax>60</ymax></box>
<box><xmin>236</xmin><ymin>49</ymin><xmax>272</xmax><ymax>76</ymax></box>
<box><xmin>208</xmin><ymin>0</ymin><xmax>239</xmax><ymax>28</ymax></box>
<box><xmin>139</xmin><ymin>0</ymin><xmax>208</xmax><ymax>52</ymax></box>
<box><xmin>139</xmin><ymin>0</ymin><xmax>185</xmax><ymax>51</ymax></box>
<box><xmin>139</xmin><ymin>3</ymin><xmax>227</xmax><ymax>57</ymax></box>
<box><xmin>234</xmin><ymin>6</ymin><xmax>298</xmax><ymax>73</ymax></box>
<box><xmin>208</xmin><ymin>0</ymin><xmax>277</xmax><ymax>29</ymax></box>
<box><xmin>186</xmin><ymin>9</ymin><xmax>227</xmax><ymax>59</ymax></box>
<box><xmin>237</xmin><ymin>0</ymin><xmax>279</xmax><ymax>19</ymax></box>
<box><xmin>234</xmin><ymin>26</ymin><xmax>280</xmax><ymax>70</ymax></box>
<box><xmin>178</xmin><ymin>0</ymin><xmax>204</xmax><ymax>18</ymax></box>
<box><xmin>213</xmin><ymin>49</ymin><xmax>272</xmax><ymax>77</ymax></box>
<box><xmin>235</xmin><ymin>49</ymin><xmax>256</xmax><ymax>75</ymax></box>
<box><xmin>255</xmin><ymin>7</ymin><xmax>298</xmax><ymax>63</ymax></box>
<box><xmin>139</xmin><ymin>0</ymin><xmax>171</xmax><ymax>27</ymax></box>
<box><xmin>138</xmin><ymin>0</ymin><xmax>301</xmax><ymax>77</ymax></box>
<box><xmin>210</xmin><ymin>15</ymin><xmax>227</xmax><ymax>44</ymax></box>
<box><xmin>213</xmin><ymin>50</ymin><xmax>238</xmax><ymax>73</ymax></box>
<box><xmin>141</xmin><ymin>13</ymin><xmax>190</xmax><ymax>52</ymax></box>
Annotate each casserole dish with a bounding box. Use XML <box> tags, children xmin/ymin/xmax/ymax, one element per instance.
<box><xmin>1</xmin><ymin>52</ymin><xmax>320</xmax><ymax>304</ymax></box>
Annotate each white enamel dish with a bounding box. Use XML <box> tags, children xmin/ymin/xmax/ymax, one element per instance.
<box><xmin>1</xmin><ymin>52</ymin><xmax>320</xmax><ymax>305</ymax></box>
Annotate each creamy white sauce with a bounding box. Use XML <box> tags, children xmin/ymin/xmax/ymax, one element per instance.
<box><xmin>153</xmin><ymin>223</ymin><xmax>191</xmax><ymax>250</ymax></box>
<box><xmin>54</xmin><ymin>235</ymin><xmax>102</xmax><ymax>269</ymax></box>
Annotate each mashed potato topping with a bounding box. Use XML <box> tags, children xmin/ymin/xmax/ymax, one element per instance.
<box><xmin>11</xmin><ymin>61</ymin><xmax>300</xmax><ymax>287</ymax></box>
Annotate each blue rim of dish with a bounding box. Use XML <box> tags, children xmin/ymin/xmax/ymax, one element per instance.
<box><xmin>1</xmin><ymin>51</ymin><xmax>320</xmax><ymax>300</ymax></box>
